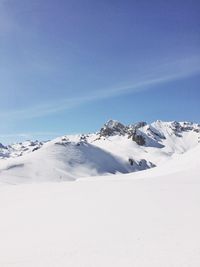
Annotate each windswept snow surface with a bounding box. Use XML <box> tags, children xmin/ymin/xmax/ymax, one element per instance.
<box><xmin>0</xmin><ymin>145</ymin><xmax>200</xmax><ymax>266</ymax></box>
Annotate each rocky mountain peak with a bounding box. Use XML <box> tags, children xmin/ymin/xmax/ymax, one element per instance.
<box><xmin>99</xmin><ymin>120</ymin><xmax>127</xmax><ymax>137</ymax></box>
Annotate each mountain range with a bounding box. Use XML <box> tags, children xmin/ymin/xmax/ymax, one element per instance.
<box><xmin>0</xmin><ymin>119</ymin><xmax>199</xmax><ymax>184</ymax></box>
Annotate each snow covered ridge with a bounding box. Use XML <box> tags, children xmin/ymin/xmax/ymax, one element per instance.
<box><xmin>0</xmin><ymin>120</ymin><xmax>200</xmax><ymax>184</ymax></box>
<box><xmin>0</xmin><ymin>140</ymin><xmax>45</xmax><ymax>159</ymax></box>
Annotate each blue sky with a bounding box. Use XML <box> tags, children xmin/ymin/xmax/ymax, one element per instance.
<box><xmin>0</xmin><ymin>0</ymin><xmax>200</xmax><ymax>144</ymax></box>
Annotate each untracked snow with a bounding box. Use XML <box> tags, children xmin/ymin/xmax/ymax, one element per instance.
<box><xmin>0</xmin><ymin>144</ymin><xmax>199</xmax><ymax>266</ymax></box>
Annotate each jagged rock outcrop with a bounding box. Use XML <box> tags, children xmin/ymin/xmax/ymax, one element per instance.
<box><xmin>98</xmin><ymin>119</ymin><xmax>200</xmax><ymax>147</ymax></box>
<box><xmin>129</xmin><ymin>121</ymin><xmax>147</xmax><ymax>131</ymax></box>
<box><xmin>0</xmin><ymin>143</ymin><xmax>7</xmax><ymax>149</ymax></box>
<box><xmin>99</xmin><ymin>120</ymin><xmax>128</xmax><ymax>137</ymax></box>
<box><xmin>131</xmin><ymin>132</ymin><xmax>146</xmax><ymax>145</ymax></box>
<box><xmin>128</xmin><ymin>158</ymin><xmax>156</xmax><ymax>170</ymax></box>
<box><xmin>127</xmin><ymin>122</ymin><xmax>147</xmax><ymax>145</ymax></box>
<box><xmin>99</xmin><ymin>120</ymin><xmax>147</xmax><ymax>146</ymax></box>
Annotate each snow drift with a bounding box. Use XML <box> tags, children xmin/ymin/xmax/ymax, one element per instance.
<box><xmin>0</xmin><ymin>143</ymin><xmax>199</xmax><ymax>266</ymax></box>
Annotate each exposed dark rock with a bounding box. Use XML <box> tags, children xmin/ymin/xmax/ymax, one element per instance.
<box><xmin>80</xmin><ymin>135</ymin><xmax>87</xmax><ymax>142</ymax></box>
<box><xmin>148</xmin><ymin>126</ymin><xmax>166</xmax><ymax>140</ymax></box>
<box><xmin>32</xmin><ymin>147</ymin><xmax>40</xmax><ymax>152</ymax></box>
<box><xmin>0</xmin><ymin>143</ymin><xmax>7</xmax><ymax>149</ymax></box>
<box><xmin>130</xmin><ymin>121</ymin><xmax>147</xmax><ymax>130</ymax></box>
<box><xmin>99</xmin><ymin>120</ymin><xmax>127</xmax><ymax>137</ymax></box>
<box><xmin>132</xmin><ymin>133</ymin><xmax>146</xmax><ymax>146</ymax></box>
<box><xmin>55</xmin><ymin>141</ymin><xmax>71</xmax><ymax>146</ymax></box>
<box><xmin>138</xmin><ymin>159</ymin><xmax>156</xmax><ymax>169</ymax></box>
<box><xmin>128</xmin><ymin>158</ymin><xmax>156</xmax><ymax>170</ymax></box>
<box><xmin>129</xmin><ymin>158</ymin><xmax>134</xmax><ymax>166</ymax></box>
<box><xmin>61</xmin><ymin>136</ymin><xmax>69</xmax><ymax>142</ymax></box>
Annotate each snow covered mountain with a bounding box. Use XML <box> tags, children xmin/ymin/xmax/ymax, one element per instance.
<box><xmin>0</xmin><ymin>120</ymin><xmax>199</xmax><ymax>184</ymax></box>
<box><xmin>0</xmin><ymin>121</ymin><xmax>200</xmax><ymax>266</ymax></box>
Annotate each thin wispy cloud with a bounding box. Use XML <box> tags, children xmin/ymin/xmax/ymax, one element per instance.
<box><xmin>0</xmin><ymin>56</ymin><xmax>200</xmax><ymax>121</ymax></box>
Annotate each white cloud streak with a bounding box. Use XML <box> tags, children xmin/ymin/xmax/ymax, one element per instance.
<box><xmin>0</xmin><ymin>56</ymin><xmax>200</xmax><ymax>121</ymax></box>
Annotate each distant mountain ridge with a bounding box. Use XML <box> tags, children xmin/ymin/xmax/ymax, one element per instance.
<box><xmin>0</xmin><ymin>140</ymin><xmax>44</xmax><ymax>159</ymax></box>
<box><xmin>0</xmin><ymin>120</ymin><xmax>199</xmax><ymax>184</ymax></box>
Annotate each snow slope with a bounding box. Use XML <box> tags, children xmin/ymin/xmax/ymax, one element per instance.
<box><xmin>0</xmin><ymin>139</ymin><xmax>129</xmax><ymax>184</ymax></box>
<box><xmin>0</xmin><ymin>120</ymin><xmax>199</xmax><ymax>184</ymax></box>
<box><xmin>0</xmin><ymin>145</ymin><xmax>199</xmax><ymax>266</ymax></box>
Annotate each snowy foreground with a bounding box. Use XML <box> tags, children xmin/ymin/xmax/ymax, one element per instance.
<box><xmin>0</xmin><ymin>145</ymin><xmax>200</xmax><ymax>267</ymax></box>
